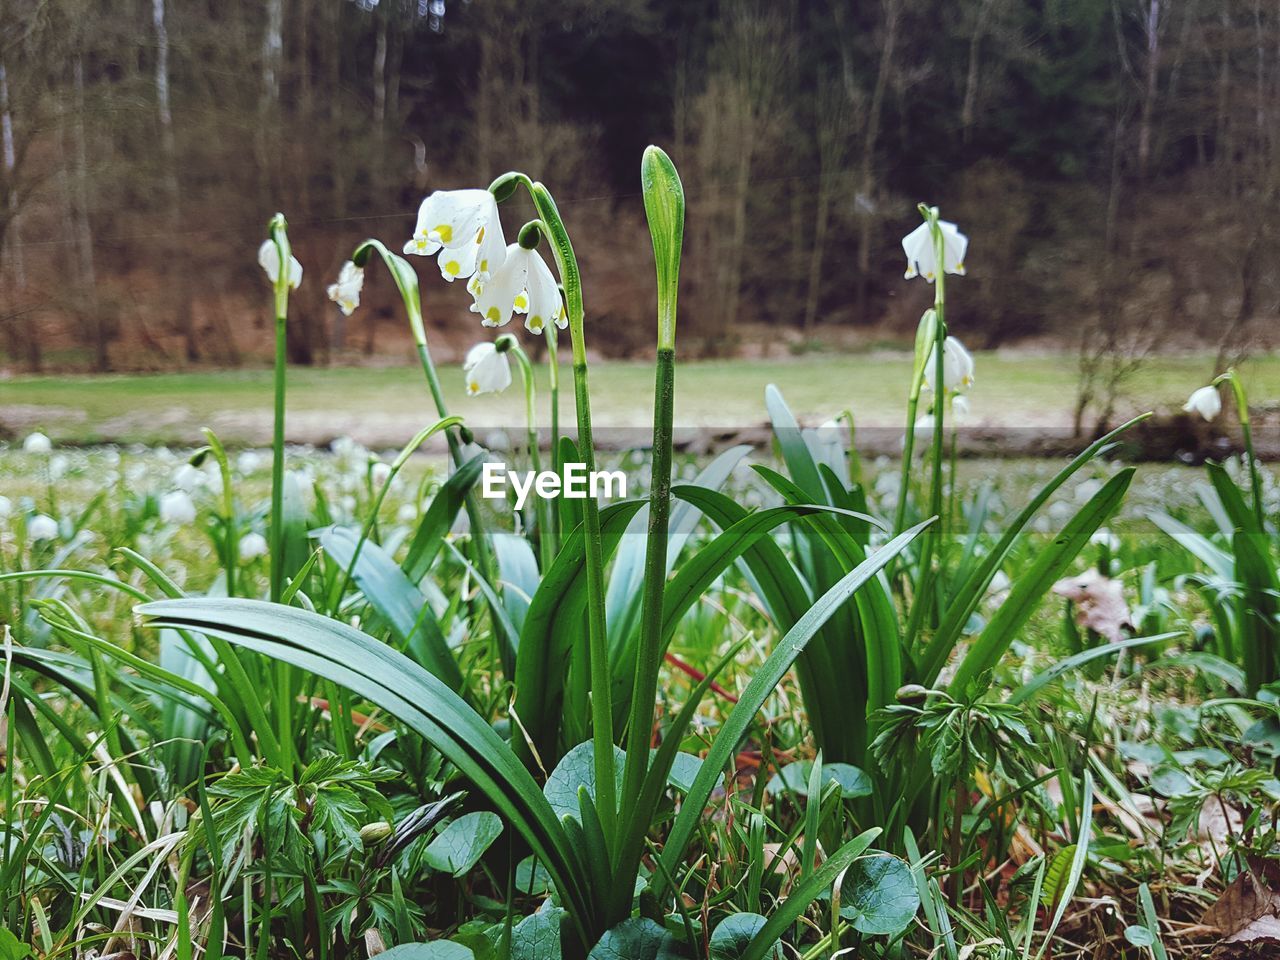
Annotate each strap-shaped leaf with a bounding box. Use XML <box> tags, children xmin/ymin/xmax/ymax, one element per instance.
<box><xmin>654</xmin><ymin>520</ymin><xmax>931</xmax><ymax>894</ymax></box>
<box><xmin>137</xmin><ymin>598</ymin><xmax>594</xmax><ymax>938</ymax></box>
<box><xmin>738</xmin><ymin>828</ymin><xmax>882</xmax><ymax>960</ymax></box>
<box><xmin>402</xmin><ymin>453</ymin><xmax>488</xmax><ymax>582</ymax></box>
<box><xmin>512</xmin><ymin>500</ymin><xmax>646</xmax><ymax>767</ymax></box>
<box><xmin>318</xmin><ymin>526</ymin><xmax>462</xmax><ymax>691</ymax></box>
<box><xmin>948</xmin><ymin>469</ymin><xmax>1134</xmax><ymax>697</ymax></box>
<box><xmin>921</xmin><ymin>416</ymin><xmax>1147</xmax><ymax>685</ymax></box>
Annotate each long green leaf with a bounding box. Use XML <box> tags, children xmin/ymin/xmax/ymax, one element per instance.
<box><xmin>654</xmin><ymin>520</ymin><xmax>931</xmax><ymax>896</ymax></box>
<box><xmin>513</xmin><ymin>500</ymin><xmax>646</xmax><ymax>767</ymax></box>
<box><xmin>922</xmin><ymin>416</ymin><xmax>1148</xmax><ymax>684</ymax></box>
<box><xmin>948</xmin><ymin>469</ymin><xmax>1134</xmax><ymax>696</ymax></box>
<box><xmin>738</xmin><ymin>829</ymin><xmax>882</xmax><ymax>960</ymax></box>
<box><xmin>137</xmin><ymin>598</ymin><xmax>594</xmax><ymax>939</ymax></box>
<box><xmin>317</xmin><ymin>526</ymin><xmax>463</xmax><ymax>691</ymax></box>
<box><xmin>402</xmin><ymin>453</ymin><xmax>489</xmax><ymax>582</ymax></box>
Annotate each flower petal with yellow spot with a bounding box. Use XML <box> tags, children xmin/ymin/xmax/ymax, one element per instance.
<box><xmin>462</xmin><ymin>341</ymin><xmax>512</xmax><ymax>396</ymax></box>
<box><xmin>902</xmin><ymin>217</ymin><xmax>968</xmax><ymax>282</ymax></box>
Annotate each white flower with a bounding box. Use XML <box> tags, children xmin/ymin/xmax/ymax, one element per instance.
<box><xmin>0</xmin><ymin>495</ymin><xmax>10</xmax><ymax>517</ymax></box>
<box><xmin>923</xmin><ymin>337</ymin><xmax>975</xmax><ymax>393</ymax></box>
<box><xmin>370</xmin><ymin>461</ymin><xmax>392</xmax><ymax>488</ymax></box>
<box><xmin>237</xmin><ymin>450</ymin><xmax>264</xmax><ymax>475</ymax></box>
<box><xmin>902</xmin><ymin>216</ymin><xmax>968</xmax><ymax>282</ymax></box>
<box><xmin>159</xmin><ymin>490</ymin><xmax>197</xmax><ymax>525</ymax></box>
<box><xmin>28</xmin><ymin>514</ymin><xmax>58</xmax><ymax>541</ymax></box>
<box><xmin>397</xmin><ymin>503</ymin><xmax>417</xmax><ymax>524</ymax></box>
<box><xmin>258</xmin><ymin>239</ymin><xmax>303</xmax><ymax>289</ymax></box>
<box><xmin>238</xmin><ymin>531</ymin><xmax>268</xmax><ymax>562</ymax></box>
<box><xmin>22</xmin><ymin>431</ymin><xmax>52</xmax><ymax>454</ymax></box>
<box><xmin>1090</xmin><ymin>528</ymin><xmax>1121</xmax><ymax>552</ymax></box>
<box><xmin>462</xmin><ymin>342</ymin><xmax>512</xmax><ymax>396</ymax></box>
<box><xmin>470</xmin><ymin>244</ymin><xmax>566</xmax><ymax>333</ymax></box>
<box><xmin>326</xmin><ymin>261</ymin><xmax>364</xmax><ymax>316</ymax></box>
<box><xmin>1183</xmin><ymin>385</ymin><xmax>1221</xmax><ymax>421</ymax></box>
<box><xmin>49</xmin><ymin>454</ymin><xmax>68</xmax><ymax>480</ymax></box>
<box><xmin>173</xmin><ymin>463</ymin><xmax>206</xmax><ymax>492</ymax></box>
<box><xmin>403</xmin><ymin>189</ymin><xmax>506</xmax><ymax>288</ymax></box>
<box><xmin>912</xmin><ymin>412</ymin><xmax>936</xmax><ymax>437</ymax></box>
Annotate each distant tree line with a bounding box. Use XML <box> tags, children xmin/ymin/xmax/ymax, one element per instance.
<box><xmin>1</xmin><ymin>0</ymin><xmax>1278</xmax><ymax>405</ymax></box>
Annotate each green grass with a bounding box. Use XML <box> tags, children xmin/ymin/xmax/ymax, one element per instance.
<box><xmin>4</xmin><ymin>352</ymin><xmax>1277</xmax><ymax>445</ymax></box>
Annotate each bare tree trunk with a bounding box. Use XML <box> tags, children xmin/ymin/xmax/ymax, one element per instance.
<box><xmin>961</xmin><ymin>0</ymin><xmax>998</xmax><ymax>140</ymax></box>
<box><xmin>1136</xmin><ymin>0</ymin><xmax>1162</xmax><ymax>179</ymax></box>
<box><xmin>327</xmin><ymin>0</ymin><xmax>347</xmax><ymax>217</ymax></box>
<box><xmin>71</xmin><ymin>56</ymin><xmax>106</xmax><ymax>371</ymax></box>
<box><xmin>476</xmin><ymin>30</ymin><xmax>495</xmax><ymax>178</ymax></box>
<box><xmin>153</xmin><ymin>0</ymin><xmax>197</xmax><ymax>361</ymax></box>
<box><xmin>0</xmin><ymin>58</ymin><xmax>23</xmax><ymax>289</ymax></box>
<box><xmin>804</xmin><ymin>83</ymin><xmax>847</xmax><ymax>333</ymax></box>
<box><xmin>373</xmin><ymin>13</ymin><xmax>387</xmax><ymax>127</ymax></box>
<box><xmin>263</xmin><ymin>0</ymin><xmax>283</xmax><ymax>106</ymax></box>
<box><xmin>722</xmin><ymin>125</ymin><xmax>752</xmax><ymax>332</ymax></box>
<box><xmin>802</xmin><ymin>177</ymin><xmax>832</xmax><ymax>333</ymax></box>
<box><xmin>853</xmin><ymin>0</ymin><xmax>901</xmax><ymax>324</ymax></box>
<box><xmin>1216</xmin><ymin>6</ymin><xmax>1231</xmax><ymax>173</ymax></box>
<box><xmin>259</xmin><ymin>0</ymin><xmax>284</xmax><ymax>201</ymax></box>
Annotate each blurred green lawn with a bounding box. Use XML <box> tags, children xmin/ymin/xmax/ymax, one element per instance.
<box><xmin>4</xmin><ymin>352</ymin><xmax>1277</xmax><ymax>446</ymax></box>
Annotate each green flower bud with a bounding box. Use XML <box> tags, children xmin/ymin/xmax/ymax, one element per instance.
<box><xmin>909</xmin><ymin>309</ymin><xmax>938</xmax><ymax>401</ymax></box>
<box><xmin>896</xmin><ymin>683</ymin><xmax>931</xmax><ymax>705</ymax></box>
<box><xmin>641</xmin><ymin>145</ymin><xmax>685</xmax><ymax>351</ymax></box>
<box><xmin>517</xmin><ymin>221</ymin><xmax>542</xmax><ymax>251</ymax></box>
<box><xmin>488</xmin><ymin>172</ymin><xmax>523</xmax><ymax>204</ymax></box>
<box><xmin>360</xmin><ymin>820</ymin><xmax>393</xmax><ymax>846</ymax></box>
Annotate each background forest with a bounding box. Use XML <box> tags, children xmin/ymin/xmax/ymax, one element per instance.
<box><xmin>1</xmin><ymin>0</ymin><xmax>1278</xmax><ymax>378</ymax></box>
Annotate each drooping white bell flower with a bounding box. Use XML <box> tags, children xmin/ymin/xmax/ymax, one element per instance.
<box><xmin>923</xmin><ymin>337</ymin><xmax>975</xmax><ymax>393</ymax></box>
<box><xmin>470</xmin><ymin>244</ymin><xmax>567</xmax><ymax>333</ymax></box>
<box><xmin>237</xmin><ymin>450</ymin><xmax>264</xmax><ymax>475</ymax></box>
<box><xmin>1183</xmin><ymin>385</ymin><xmax>1221</xmax><ymax>421</ymax></box>
<box><xmin>902</xmin><ymin>217</ymin><xmax>968</xmax><ymax>282</ymax></box>
<box><xmin>370</xmin><ymin>460</ymin><xmax>392</xmax><ymax>488</ymax></box>
<box><xmin>22</xmin><ymin>431</ymin><xmax>52</xmax><ymax>454</ymax></box>
<box><xmin>403</xmin><ymin>189</ymin><xmax>507</xmax><ymax>288</ymax></box>
<box><xmin>173</xmin><ymin>463</ymin><xmax>206</xmax><ymax>493</ymax></box>
<box><xmin>159</xmin><ymin>490</ymin><xmax>197</xmax><ymax>525</ymax></box>
<box><xmin>326</xmin><ymin>261</ymin><xmax>365</xmax><ymax>316</ymax></box>
<box><xmin>0</xmin><ymin>495</ymin><xmax>11</xmax><ymax>517</ymax></box>
<box><xmin>462</xmin><ymin>342</ymin><xmax>512</xmax><ymax>396</ymax></box>
<box><xmin>258</xmin><ymin>239</ymin><xmax>303</xmax><ymax>289</ymax></box>
<box><xmin>238</xmin><ymin>531</ymin><xmax>269</xmax><ymax>562</ymax></box>
<box><xmin>28</xmin><ymin>514</ymin><xmax>58</xmax><ymax>541</ymax></box>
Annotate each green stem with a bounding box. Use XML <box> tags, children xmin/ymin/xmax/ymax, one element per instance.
<box><xmin>893</xmin><ymin>395</ymin><xmax>920</xmax><ymax>537</ymax></box>
<box><xmin>1223</xmin><ymin>370</ymin><xmax>1265</xmax><ymax>527</ymax></box>
<box><xmin>620</xmin><ymin>346</ymin><xmax>675</xmax><ymax>822</ymax></box>
<box><xmin>527</xmin><ymin>180</ymin><xmax>616</xmax><ymax>841</ymax></box>
<box><xmin>265</xmin><ymin>217</ymin><xmax>296</xmax><ymax>776</ymax></box>
<box><xmin>508</xmin><ymin>341</ymin><xmax>553</xmax><ymax>570</ymax></box>
<box><xmin>268</xmin><ymin>236</ymin><xmax>290</xmax><ymax>605</ymax></box>
<box><xmin>203</xmin><ymin>429</ymin><xmax>237</xmax><ymax>598</ymax></box>
<box><xmin>349</xmin><ymin>239</ymin><xmax>497</xmax><ymax>609</ymax></box>
<box><xmin>546</xmin><ymin>325</ymin><xmax>562</xmax><ymax>551</ymax></box>
<box><xmin>913</xmin><ymin>212</ymin><xmax>949</xmax><ymax>636</ymax></box>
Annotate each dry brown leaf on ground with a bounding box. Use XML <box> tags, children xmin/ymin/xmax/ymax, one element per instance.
<box><xmin>1051</xmin><ymin>568</ymin><xmax>1134</xmax><ymax>643</ymax></box>
<box><xmin>1199</xmin><ymin>802</ymin><xmax>1246</xmax><ymax>849</ymax></box>
<box><xmin>1202</xmin><ymin>857</ymin><xmax>1280</xmax><ymax>949</ymax></box>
